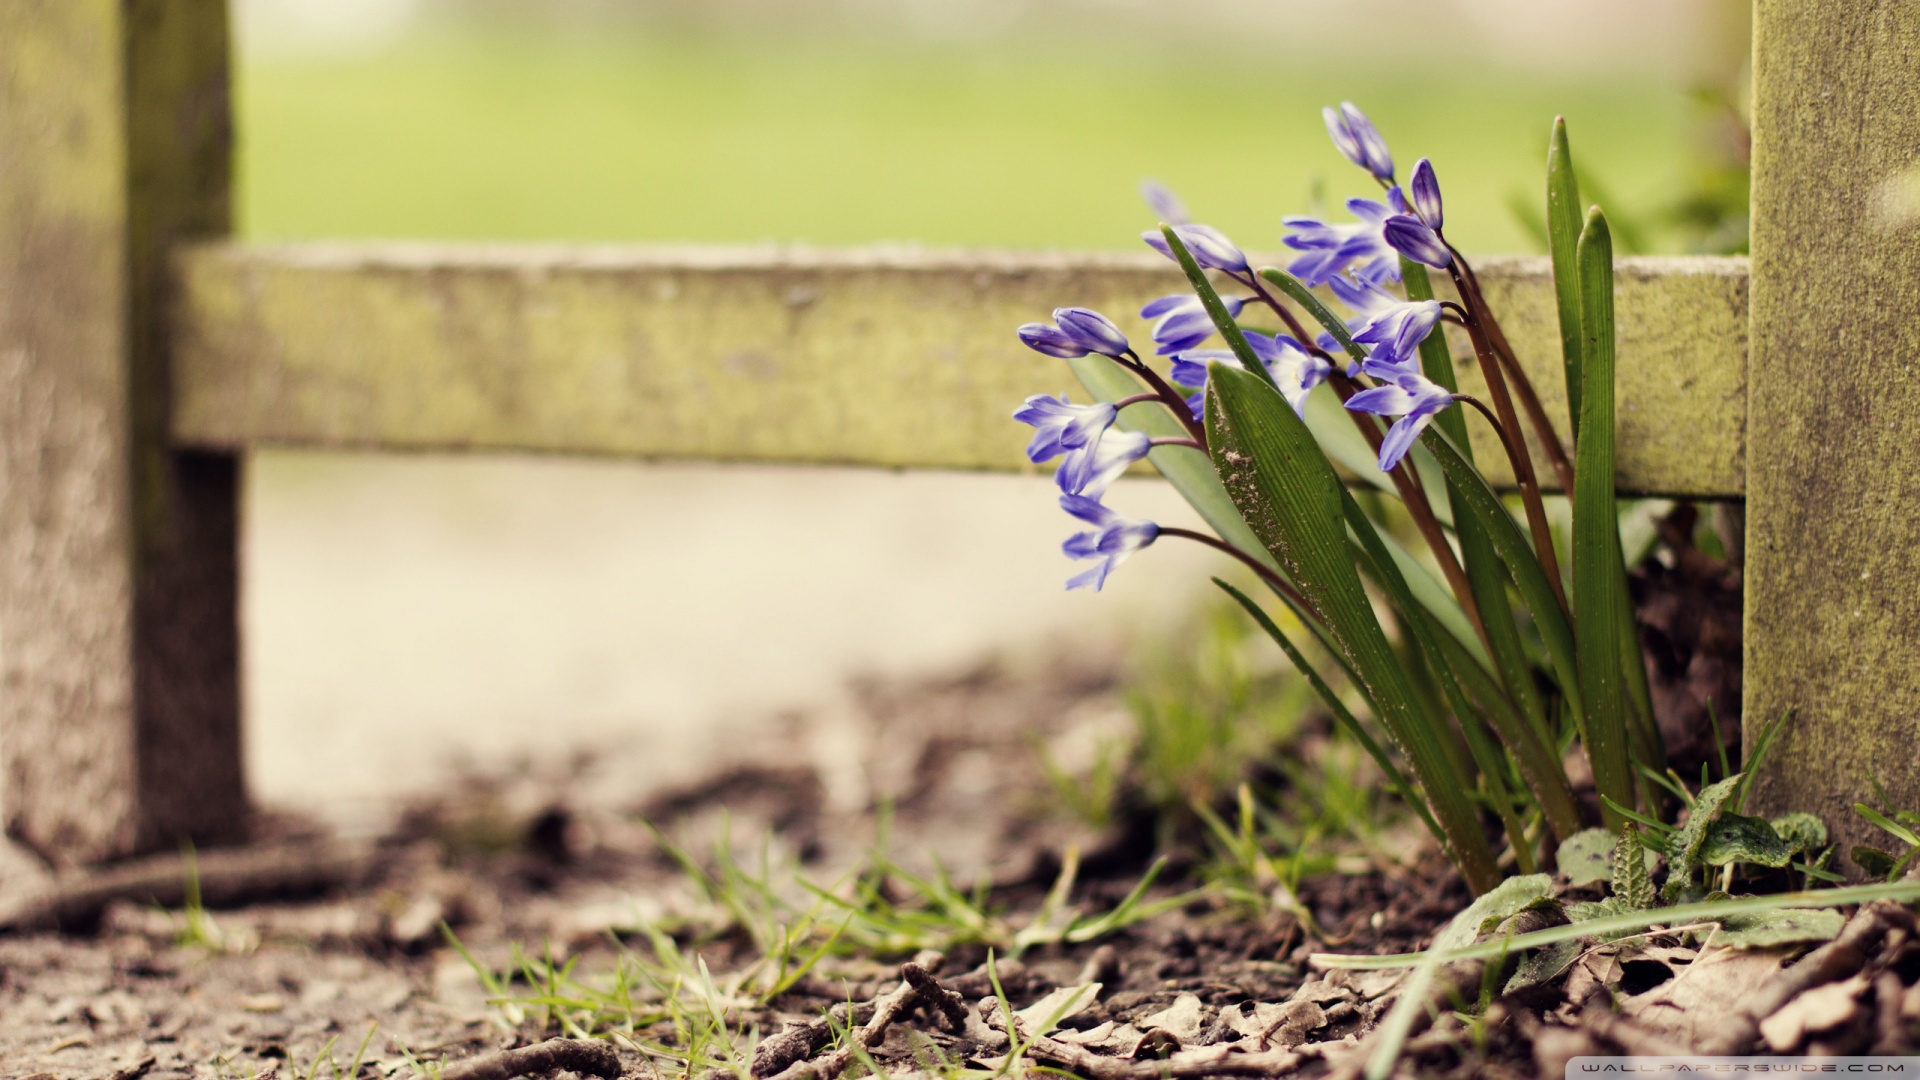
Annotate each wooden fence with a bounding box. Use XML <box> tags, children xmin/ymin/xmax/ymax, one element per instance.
<box><xmin>0</xmin><ymin>0</ymin><xmax>1913</xmax><ymax>866</ymax></box>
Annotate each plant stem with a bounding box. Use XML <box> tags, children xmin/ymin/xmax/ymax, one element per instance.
<box><xmin>1446</xmin><ymin>266</ymin><xmax>1569</xmax><ymax>618</ymax></box>
<box><xmin>1452</xmin><ymin>251</ymin><xmax>1577</xmax><ymax>494</ymax></box>
<box><xmin>1117</xmin><ymin>352</ymin><xmax>1206</xmax><ymax>446</ymax></box>
<box><xmin>1160</xmin><ymin>527</ymin><xmax>1319</xmax><ymax>622</ymax></box>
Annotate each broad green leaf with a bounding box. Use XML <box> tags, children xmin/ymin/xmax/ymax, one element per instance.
<box><xmin>1564</xmin><ymin>896</ymin><xmax>1644</xmax><ymax>942</ymax></box>
<box><xmin>1067</xmin><ymin>356</ymin><xmax>1276</xmax><ymax>576</ymax></box>
<box><xmin>1432</xmin><ymin>873</ymin><xmax>1553</xmax><ymax>952</ymax></box>
<box><xmin>1572</xmin><ymin>207</ymin><xmax>1635</xmax><ymax>827</ymax></box>
<box><xmin>1611</xmin><ymin>825</ymin><xmax>1655</xmax><ymax>909</ymax></box>
<box><xmin>1853</xmin><ymin>846</ymin><xmax>1900</xmax><ymax>880</ymax></box>
<box><xmin>1710</xmin><ymin>908</ymin><xmax>1845</xmax><ymax>950</ymax></box>
<box><xmin>1665</xmin><ymin>774</ymin><xmax>1742</xmax><ymax>899</ymax></box>
<box><xmin>1701</xmin><ymin>813</ymin><xmax>1795</xmax><ymax>869</ymax></box>
<box><xmin>1557</xmin><ymin>827</ymin><xmax>1617</xmax><ymax>887</ymax></box>
<box><xmin>1213</xmin><ymin>578</ymin><xmax>1444</xmax><ymax>848</ymax></box>
<box><xmin>1547</xmin><ymin>117</ymin><xmax>1585</xmax><ymax>441</ymax></box>
<box><xmin>1504</xmin><ymin>938</ymin><xmax>1584</xmax><ymax>997</ymax></box>
<box><xmin>1205</xmin><ymin>362</ymin><xmax>1499</xmax><ymax>894</ymax></box>
<box><xmin>1770</xmin><ymin>812</ymin><xmax>1829</xmax><ymax>856</ymax></box>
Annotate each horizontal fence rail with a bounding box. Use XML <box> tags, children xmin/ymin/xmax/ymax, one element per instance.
<box><xmin>171</xmin><ymin>245</ymin><xmax>1749</xmax><ymax>498</ymax></box>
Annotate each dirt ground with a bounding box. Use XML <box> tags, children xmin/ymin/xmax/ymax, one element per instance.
<box><xmin>6</xmin><ymin>510</ymin><xmax>1914</xmax><ymax>1080</ymax></box>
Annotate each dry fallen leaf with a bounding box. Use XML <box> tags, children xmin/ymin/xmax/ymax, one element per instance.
<box><xmin>1136</xmin><ymin>993</ymin><xmax>1207</xmax><ymax>1043</ymax></box>
<box><xmin>1620</xmin><ymin>945</ymin><xmax>1793</xmax><ymax>1044</ymax></box>
<box><xmin>1759</xmin><ymin>974</ymin><xmax>1869</xmax><ymax>1052</ymax></box>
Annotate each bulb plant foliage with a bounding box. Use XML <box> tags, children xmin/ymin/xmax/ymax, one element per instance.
<box><xmin>1014</xmin><ymin>109</ymin><xmax>1662</xmax><ymax>896</ymax></box>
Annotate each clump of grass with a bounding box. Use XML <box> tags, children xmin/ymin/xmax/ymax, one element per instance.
<box><xmin>447</xmin><ymin>820</ymin><xmax>1199</xmax><ymax>1061</ymax></box>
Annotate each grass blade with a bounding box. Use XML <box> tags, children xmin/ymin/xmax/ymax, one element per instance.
<box><xmin>1571</xmin><ymin>207</ymin><xmax>1634</xmax><ymax>827</ymax></box>
<box><xmin>1206</xmin><ymin>362</ymin><xmax>1499</xmax><ymax>893</ymax></box>
<box><xmin>1547</xmin><ymin>117</ymin><xmax>1585</xmax><ymax>441</ymax></box>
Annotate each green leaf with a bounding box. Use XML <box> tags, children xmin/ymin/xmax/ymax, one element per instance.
<box><xmin>1556</xmin><ymin>827</ymin><xmax>1617</xmax><ymax>888</ymax></box>
<box><xmin>1572</xmin><ymin>207</ymin><xmax>1635</xmax><ymax>828</ymax></box>
<box><xmin>1205</xmin><ymin>362</ymin><xmax>1499</xmax><ymax>894</ymax></box>
<box><xmin>1770</xmin><ymin>812</ymin><xmax>1829</xmax><ymax>856</ymax></box>
<box><xmin>1710</xmin><ymin>908</ymin><xmax>1845</xmax><ymax>950</ymax></box>
<box><xmin>1734</xmin><ymin>707</ymin><xmax>1794</xmax><ymax>814</ymax></box>
<box><xmin>1419</xmin><ymin>427</ymin><xmax>1587</xmax><ymax>748</ymax></box>
<box><xmin>1664</xmin><ymin>774</ymin><xmax>1743</xmax><ymax>899</ymax></box>
<box><xmin>1611</xmin><ymin>825</ymin><xmax>1655</xmax><ymax>909</ymax></box>
<box><xmin>1339</xmin><ymin>490</ymin><xmax>1541</xmax><ymax>860</ymax></box>
<box><xmin>1504</xmin><ymin>939</ymin><xmax>1584</xmax><ymax>997</ymax></box>
<box><xmin>1700</xmin><ymin>813</ymin><xmax>1795</xmax><ymax>869</ymax></box>
<box><xmin>1256</xmin><ymin>267</ymin><xmax>1368</xmax><ymax>366</ymax></box>
<box><xmin>1546</xmin><ymin>117</ymin><xmax>1585</xmax><ymax>441</ymax></box>
<box><xmin>1315</xmin><ymin>880</ymin><xmax>1920</xmax><ymax>971</ymax></box>
<box><xmin>1853</xmin><ymin>846</ymin><xmax>1900</xmax><ymax>880</ymax></box>
<box><xmin>1564</xmin><ymin>896</ymin><xmax>1644</xmax><ymax>942</ymax></box>
<box><xmin>1432</xmin><ymin>873</ymin><xmax>1553</xmax><ymax>953</ymax></box>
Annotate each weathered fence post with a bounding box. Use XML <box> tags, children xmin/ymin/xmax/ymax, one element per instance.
<box><xmin>1746</xmin><ymin>2</ymin><xmax>1920</xmax><ymax>854</ymax></box>
<box><xmin>0</xmin><ymin>1</ymin><xmax>244</xmax><ymax>862</ymax></box>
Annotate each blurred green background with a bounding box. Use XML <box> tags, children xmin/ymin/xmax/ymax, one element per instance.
<box><xmin>234</xmin><ymin>4</ymin><xmax>1735</xmax><ymax>254</ymax></box>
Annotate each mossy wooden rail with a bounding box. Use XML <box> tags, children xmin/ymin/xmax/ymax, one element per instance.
<box><xmin>0</xmin><ymin>0</ymin><xmax>1911</xmax><ymax>868</ymax></box>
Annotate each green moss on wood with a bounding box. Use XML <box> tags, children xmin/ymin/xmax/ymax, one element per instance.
<box><xmin>172</xmin><ymin>245</ymin><xmax>1749</xmax><ymax>498</ymax></box>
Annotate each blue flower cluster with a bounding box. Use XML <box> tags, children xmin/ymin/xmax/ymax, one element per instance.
<box><xmin>1013</xmin><ymin>103</ymin><xmax>1468</xmax><ymax>589</ymax></box>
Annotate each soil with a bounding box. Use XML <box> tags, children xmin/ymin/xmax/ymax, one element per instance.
<box><xmin>1</xmin><ymin>507</ymin><xmax>1910</xmax><ymax>1080</ymax></box>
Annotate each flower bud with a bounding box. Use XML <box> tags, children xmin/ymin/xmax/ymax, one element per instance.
<box><xmin>1324</xmin><ymin>102</ymin><xmax>1394</xmax><ymax>181</ymax></box>
<box><xmin>1382</xmin><ymin>215</ymin><xmax>1452</xmax><ymax>269</ymax></box>
<box><xmin>1018</xmin><ymin>322</ymin><xmax>1089</xmax><ymax>359</ymax></box>
<box><xmin>1052</xmin><ymin>307</ymin><xmax>1131</xmax><ymax>357</ymax></box>
<box><xmin>1409</xmin><ymin>158</ymin><xmax>1444</xmax><ymax>229</ymax></box>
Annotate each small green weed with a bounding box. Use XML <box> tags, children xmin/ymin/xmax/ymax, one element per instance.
<box><xmin>448</xmin><ymin>823</ymin><xmax>1199</xmax><ymax>1058</ymax></box>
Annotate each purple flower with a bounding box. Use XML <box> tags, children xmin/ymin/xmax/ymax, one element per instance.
<box><xmin>1060</xmin><ymin>494</ymin><xmax>1160</xmax><ymax>591</ymax></box>
<box><xmin>1344</xmin><ymin>368</ymin><xmax>1457</xmax><ymax>472</ymax></box>
<box><xmin>1382</xmin><ymin>215</ymin><xmax>1452</xmax><ymax>269</ymax></box>
<box><xmin>1053</xmin><ymin>307</ymin><xmax>1132</xmax><ymax>357</ymax></box>
<box><xmin>1142</xmin><ymin>224</ymin><xmax>1249</xmax><ymax>274</ymax></box>
<box><xmin>1408</xmin><ymin>158</ymin><xmax>1443</xmax><ymax>229</ymax></box>
<box><xmin>1331</xmin><ymin>276</ymin><xmax>1441</xmax><ymax>373</ymax></box>
<box><xmin>1056</xmin><ymin>426</ymin><xmax>1152</xmax><ymax>499</ymax></box>
<box><xmin>1324</xmin><ymin>102</ymin><xmax>1394</xmax><ymax>182</ymax></box>
<box><xmin>1281</xmin><ymin>190</ymin><xmax>1409</xmax><ymax>287</ymax></box>
<box><xmin>1169</xmin><ymin>335</ymin><xmax>1330</xmax><ymax>420</ymax></box>
<box><xmin>1013</xmin><ymin>394</ymin><xmax>1118</xmax><ymax>464</ymax></box>
<box><xmin>1017</xmin><ymin>322</ymin><xmax>1087</xmax><ymax>358</ymax></box>
<box><xmin>1140</xmin><ymin>293</ymin><xmax>1246</xmax><ymax>354</ymax></box>
<box><xmin>1139</xmin><ymin>179</ymin><xmax>1191</xmax><ymax>225</ymax></box>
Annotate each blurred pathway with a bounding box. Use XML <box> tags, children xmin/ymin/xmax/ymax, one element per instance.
<box><xmin>245</xmin><ymin>453</ymin><xmax>1216</xmax><ymax>826</ymax></box>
